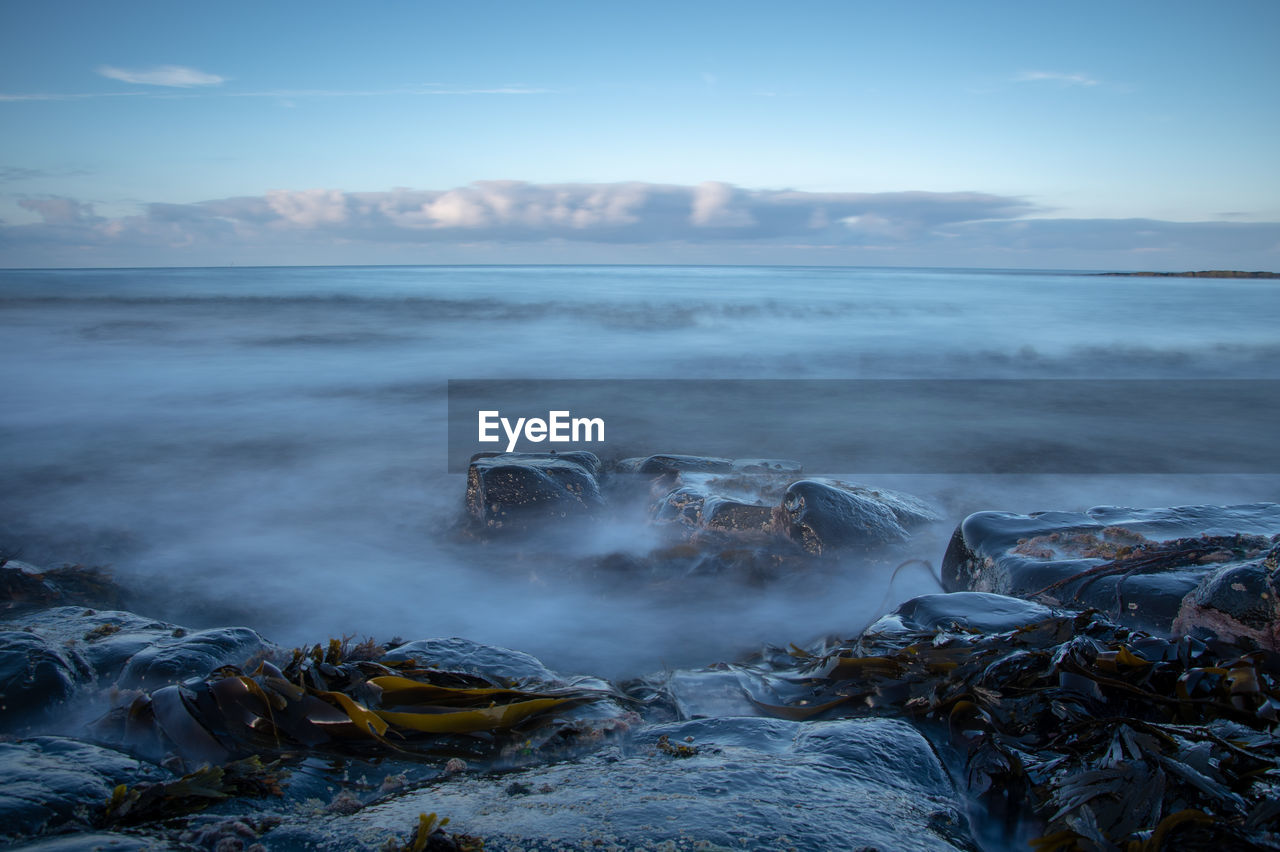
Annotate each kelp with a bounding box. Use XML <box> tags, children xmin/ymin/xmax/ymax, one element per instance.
<box><xmin>751</xmin><ymin>611</ymin><xmax>1280</xmax><ymax>850</ymax></box>
<box><xmin>101</xmin><ymin>754</ymin><xmax>286</xmax><ymax>826</ymax></box>
<box><xmin>381</xmin><ymin>811</ymin><xmax>485</xmax><ymax>852</ymax></box>
<box><xmin>95</xmin><ymin>637</ymin><xmax>620</xmax><ymax>768</ymax></box>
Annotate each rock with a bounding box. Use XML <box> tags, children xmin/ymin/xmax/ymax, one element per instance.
<box><xmin>776</xmin><ymin>480</ymin><xmax>925</xmax><ymax>554</ymax></box>
<box><xmin>731</xmin><ymin>458</ymin><xmax>804</xmax><ymax>475</ymax></box>
<box><xmin>1173</xmin><ymin>543</ymin><xmax>1280</xmax><ymax>649</ymax></box>
<box><xmin>117</xmin><ymin>625</ymin><xmax>269</xmax><ymax>690</ymax></box>
<box><xmin>875</xmin><ymin>592</ymin><xmax>1055</xmax><ymax>634</ymax></box>
<box><xmin>273</xmin><ymin>716</ymin><xmax>973</xmax><ymax>851</ymax></box>
<box><xmin>0</xmin><ymin>737</ymin><xmax>169</xmax><ymax>842</ymax></box>
<box><xmin>651</xmin><ymin>486</ymin><xmax>774</xmax><ymax>536</ymax></box>
<box><xmin>1</xmin><ymin>560</ymin><xmax>125</xmax><ymax>613</ymax></box>
<box><xmin>382</xmin><ymin>637</ymin><xmax>562</xmax><ymax>685</ymax></box>
<box><xmin>701</xmin><ymin>496</ymin><xmax>775</xmax><ymax>534</ymax></box>
<box><xmin>465</xmin><ymin>452</ymin><xmax>604</xmax><ymax>531</ymax></box>
<box><xmin>941</xmin><ymin>502</ymin><xmax>1280</xmax><ymax>632</ymax></box>
<box><xmin>1</xmin><ymin>606</ymin><xmax>270</xmax><ymax>690</ymax></box>
<box><xmin>0</xmin><ymin>631</ymin><xmax>87</xmax><ymax>728</ymax></box>
<box><xmin>630</xmin><ymin>454</ymin><xmax>735</xmax><ymax>475</ymax></box>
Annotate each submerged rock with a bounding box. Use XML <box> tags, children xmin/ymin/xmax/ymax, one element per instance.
<box><xmin>941</xmin><ymin>502</ymin><xmax>1280</xmax><ymax>634</ymax></box>
<box><xmin>465</xmin><ymin>451</ymin><xmax>603</xmax><ymax>531</ymax></box>
<box><xmin>776</xmin><ymin>479</ymin><xmax>936</xmax><ymax>554</ymax></box>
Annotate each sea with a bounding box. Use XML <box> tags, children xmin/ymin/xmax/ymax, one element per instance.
<box><xmin>2</xmin><ymin>265</ymin><xmax>1277</xmax><ymax>678</ymax></box>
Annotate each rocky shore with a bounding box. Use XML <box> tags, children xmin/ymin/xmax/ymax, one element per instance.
<box><xmin>2</xmin><ymin>452</ymin><xmax>1278</xmax><ymax>850</ymax></box>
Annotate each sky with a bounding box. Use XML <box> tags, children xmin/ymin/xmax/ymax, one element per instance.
<box><xmin>1</xmin><ymin>1</ymin><xmax>1277</xmax><ymax>269</ymax></box>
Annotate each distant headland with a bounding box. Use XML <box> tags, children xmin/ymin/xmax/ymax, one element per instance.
<box><xmin>1096</xmin><ymin>270</ymin><xmax>1279</xmax><ymax>278</ymax></box>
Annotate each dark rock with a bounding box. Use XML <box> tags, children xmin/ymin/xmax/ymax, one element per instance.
<box><xmin>273</xmin><ymin>716</ymin><xmax>973</xmax><ymax>851</ymax></box>
<box><xmin>702</xmin><ymin>496</ymin><xmax>775</xmax><ymax>534</ymax></box>
<box><xmin>776</xmin><ymin>480</ymin><xmax>925</xmax><ymax>554</ymax></box>
<box><xmin>1173</xmin><ymin>543</ymin><xmax>1280</xmax><ymax>649</ymax></box>
<box><xmin>0</xmin><ymin>736</ymin><xmax>169</xmax><ymax>842</ymax></box>
<box><xmin>0</xmin><ymin>631</ymin><xmax>87</xmax><ymax>728</ymax></box>
<box><xmin>941</xmin><ymin>503</ymin><xmax>1280</xmax><ymax>632</ymax></box>
<box><xmin>465</xmin><ymin>452</ymin><xmax>603</xmax><ymax>531</ymax></box>
<box><xmin>650</xmin><ymin>484</ymin><xmax>708</xmax><ymax>526</ymax></box>
<box><xmin>1</xmin><ymin>560</ymin><xmax>125</xmax><ymax>613</ymax></box>
<box><xmin>651</xmin><ymin>485</ymin><xmax>774</xmax><ymax>535</ymax></box>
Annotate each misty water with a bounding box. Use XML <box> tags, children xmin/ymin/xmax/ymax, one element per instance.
<box><xmin>2</xmin><ymin>265</ymin><xmax>1278</xmax><ymax>679</ymax></box>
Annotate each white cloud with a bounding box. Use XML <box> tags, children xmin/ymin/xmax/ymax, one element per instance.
<box><xmin>690</xmin><ymin>181</ymin><xmax>755</xmax><ymax>227</ymax></box>
<box><xmin>95</xmin><ymin>65</ymin><xmax>226</xmax><ymax>87</ymax></box>
<box><xmin>1014</xmin><ymin>71</ymin><xmax>1100</xmax><ymax>87</ymax></box>
<box><xmin>265</xmin><ymin>189</ymin><xmax>349</xmax><ymax>227</ymax></box>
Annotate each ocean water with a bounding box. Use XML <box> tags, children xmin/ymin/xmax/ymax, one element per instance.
<box><xmin>2</xmin><ymin>265</ymin><xmax>1278</xmax><ymax>677</ymax></box>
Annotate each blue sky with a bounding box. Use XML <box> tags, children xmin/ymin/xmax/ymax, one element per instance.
<box><xmin>1</xmin><ymin>1</ymin><xmax>1277</xmax><ymax>268</ymax></box>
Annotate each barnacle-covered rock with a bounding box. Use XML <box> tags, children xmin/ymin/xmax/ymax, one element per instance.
<box><xmin>465</xmin><ymin>451</ymin><xmax>604</xmax><ymax>532</ymax></box>
<box><xmin>1173</xmin><ymin>542</ymin><xmax>1280</xmax><ymax>649</ymax></box>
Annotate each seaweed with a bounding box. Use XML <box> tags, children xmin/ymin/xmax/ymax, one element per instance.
<box><xmin>381</xmin><ymin>811</ymin><xmax>484</xmax><ymax>852</ymax></box>
<box><xmin>95</xmin><ymin>638</ymin><xmax>622</xmax><ymax>768</ymax></box>
<box><xmin>751</xmin><ymin>611</ymin><xmax>1280</xmax><ymax>849</ymax></box>
<box><xmin>101</xmin><ymin>755</ymin><xmax>287</xmax><ymax>826</ymax></box>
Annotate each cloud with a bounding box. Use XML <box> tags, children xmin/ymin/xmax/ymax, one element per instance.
<box><xmin>96</xmin><ymin>65</ymin><xmax>226</xmax><ymax>87</ymax></box>
<box><xmin>1014</xmin><ymin>71</ymin><xmax>1100</xmax><ymax>87</ymax></box>
<box><xmin>2</xmin><ymin>181</ymin><xmax>1276</xmax><ymax>269</ymax></box>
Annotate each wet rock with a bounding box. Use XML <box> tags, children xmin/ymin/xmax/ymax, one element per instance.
<box><xmin>651</xmin><ymin>484</ymin><xmax>708</xmax><ymax>526</ymax></box>
<box><xmin>875</xmin><ymin>592</ymin><xmax>1054</xmax><ymax>634</ymax></box>
<box><xmin>117</xmin><ymin>625</ymin><xmax>269</xmax><ymax>690</ymax></box>
<box><xmin>465</xmin><ymin>451</ymin><xmax>603</xmax><ymax>531</ymax></box>
<box><xmin>1173</xmin><ymin>543</ymin><xmax>1280</xmax><ymax>649</ymax></box>
<box><xmin>275</xmin><ymin>716</ymin><xmax>973</xmax><ymax>851</ymax></box>
<box><xmin>651</xmin><ymin>486</ymin><xmax>774</xmax><ymax>536</ymax></box>
<box><xmin>941</xmin><ymin>502</ymin><xmax>1280</xmax><ymax>632</ymax></box>
<box><xmin>0</xmin><ymin>630</ymin><xmax>87</xmax><ymax>728</ymax></box>
<box><xmin>702</xmin><ymin>496</ymin><xmax>775</xmax><ymax>534</ymax></box>
<box><xmin>0</xmin><ymin>736</ymin><xmax>169</xmax><ymax>842</ymax></box>
<box><xmin>1</xmin><ymin>606</ymin><xmax>270</xmax><ymax>690</ymax></box>
<box><xmin>382</xmin><ymin>637</ymin><xmax>561</xmax><ymax>685</ymax></box>
<box><xmin>776</xmin><ymin>480</ymin><xmax>935</xmax><ymax>554</ymax></box>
